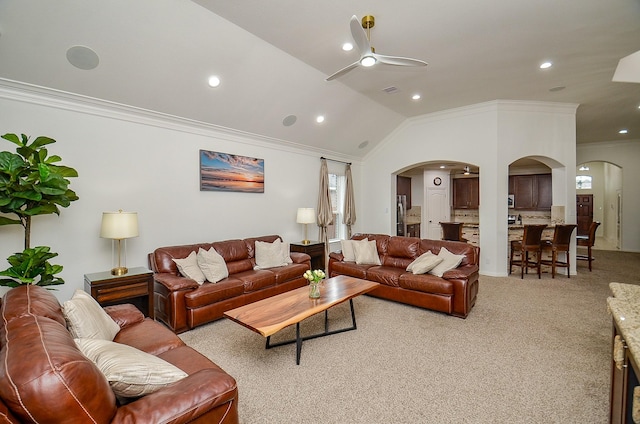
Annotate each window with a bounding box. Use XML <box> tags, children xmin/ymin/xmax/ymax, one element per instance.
<box><xmin>576</xmin><ymin>175</ymin><xmax>592</xmax><ymax>189</ymax></box>
<box><xmin>326</xmin><ymin>173</ymin><xmax>346</xmax><ymax>241</ymax></box>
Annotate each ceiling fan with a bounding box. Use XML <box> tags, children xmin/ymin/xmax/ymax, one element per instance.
<box><xmin>459</xmin><ymin>166</ymin><xmax>480</xmax><ymax>175</ymax></box>
<box><xmin>325</xmin><ymin>15</ymin><xmax>428</xmax><ymax>81</ymax></box>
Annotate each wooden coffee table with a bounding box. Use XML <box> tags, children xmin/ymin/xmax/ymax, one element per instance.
<box><xmin>224</xmin><ymin>275</ymin><xmax>378</xmax><ymax>365</ymax></box>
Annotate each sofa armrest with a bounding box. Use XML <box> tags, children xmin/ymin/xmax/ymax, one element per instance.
<box><xmin>112</xmin><ymin>369</ymin><xmax>237</xmax><ymax>424</ymax></box>
<box><xmin>104</xmin><ymin>304</ymin><xmax>145</xmax><ymax>329</ymax></box>
<box><xmin>290</xmin><ymin>252</ymin><xmax>311</xmax><ymax>264</ymax></box>
<box><xmin>329</xmin><ymin>251</ymin><xmax>344</xmax><ymax>261</ymax></box>
<box><xmin>442</xmin><ymin>264</ymin><xmax>478</xmax><ymax>280</ymax></box>
<box><xmin>154</xmin><ymin>273</ymin><xmax>199</xmax><ymax>292</ymax></box>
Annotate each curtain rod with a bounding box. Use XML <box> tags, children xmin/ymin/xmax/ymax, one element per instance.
<box><xmin>320</xmin><ymin>156</ymin><xmax>352</xmax><ymax>165</ymax></box>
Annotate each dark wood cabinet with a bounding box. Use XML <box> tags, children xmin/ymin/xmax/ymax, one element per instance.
<box><xmin>290</xmin><ymin>241</ymin><xmax>326</xmax><ymax>271</ymax></box>
<box><xmin>407</xmin><ymin>223</ymin><xmax>421</xmax><ymax>238</ymax></box>
<box><xmin>509</xmin><ymin>174</ymin><xmax>551</xmax><ymax>210</ymax></box>
<box><xmin>453</xmin><ymin>177</ymin><xmax>479</xmax><ymax>209</ymax></box>
<box><xmin>84</xmin><ymin>267</ymin><xmax>154</xmax><ymax>318</ymax></box>
<box><xmin>397</xmin><ymin>175</ymin><xmax>412</xmax><ymax>207</ymax></box>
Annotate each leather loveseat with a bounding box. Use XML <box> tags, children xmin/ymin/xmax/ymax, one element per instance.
<box><xmin>328</xmin><ymin>233</ymin><xmax>480</xmax><ymax>318</ymax></box>
<box><xmin>149</xmin><ymin>235</ymin><xmax>311</xmax><ymax>333</ymax></box>
<box><xmin>0</xmin><ymin>285</ymin><xmax>238</xmax><ymax>423</ymax></box>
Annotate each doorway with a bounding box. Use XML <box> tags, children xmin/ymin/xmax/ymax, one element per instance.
<box><xmin>576</xmin><ymin>194</ymin><xmax>593</xmax><ymax>236</ymax></box>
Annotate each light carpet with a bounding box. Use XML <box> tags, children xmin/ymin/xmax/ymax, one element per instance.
<box><xmin>180</xmin><ymin>250</ymin><xmax>640</xmax><ymax>423</ymax></box>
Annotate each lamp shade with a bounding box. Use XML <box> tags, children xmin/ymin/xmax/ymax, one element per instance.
<box><xmin>100</xmin><ymin>211</ymin><xmax>139</xmax><ymax>239</ymax></box>
<box><xmin>296</xmin><ymin>208</ymin><xmax>315</xmax><ymax>224</ymax></box>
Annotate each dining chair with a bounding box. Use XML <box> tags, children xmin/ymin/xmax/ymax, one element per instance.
<box><xmin>576</xmin><ymin>221</ymin><xmax>601</xmax><ymax>271</ymax></box>
<box><xmin>540</xmin><ymin>224</ymin><xmax>577</xmax><ymax>278</ymax></box>
<box><xmin>509</xmin><ymin>224</ymin><xmax>547</xmax><ymax>279</ymax></box>
<box><xmin>439</xmin><ymin>222</ymin><xmax>467</xmax><ymax>242</ymax></box>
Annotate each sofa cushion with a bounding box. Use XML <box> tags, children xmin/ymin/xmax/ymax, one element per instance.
<box><xmin>75</xmin><ymin>338</ymin><xmax>188</xmax><ymax>398</ymax></box>
<box><xmin>173</xmin><ymin>251</ymin><xmax>207</xmax><ymax>284</ymax></box>
<box><xmin>197</xmin><ymin>247</ymin><xmax>229</xmax><ymax>283</ymax></box>
<box><xmin>329</xmin><ymin>261</ymin><xmax>372</xmax><ymax>279</ymax></box>
<box><xmin>407</xmin><ymin>251</ymin><xmax>443</xmax><ymax>274</ymax></box>
<box><xmin>366</xmin><ymin>266</ymin><xmax>405</xmax><ymax>287</ymax></box>
<box><xmin>62</xmin><ymin>289</ymin><xmax>121</xmax><ymax>340</ymax></box>
<box><xmin>268</xmin><ymin>262</ymin><xmax>308</xmax><ymax>284</ymax></box>
<box><xmin>340</xmin><ymin>238</ymin><xmax>367</xmax><ymax>262</ymax></box>
<box><xmin>254</xmin><ymin>239</ymin><xmax>292</xmax><ymax>269</ymax></box>
<box><xmin>233</xmin><ymin>269</ymin><xmax>276</xmax><ymax>292</ymax></box>
<box><xmin>399</xmin><ymin>273</ymin><xmax>455</xmax><ymax>295</ymax></box>
<box><xmin>185</xmin><ymin>279</ymin><xmax>245</xmax><ymax>309</ymax></box>
<box><xmin>0</xmin><ymin>285</ymin><xmax>66</xmax><ymax>329</ymax></box>
<box><xmin>0</xmin><ymin>315</ymin><xmax>116</xmax><ymax>423</ymax></box>
<box><xmin>353</xmin><ymin>240</ymin><xmax>381</xmax><ymax>265</ymax></box>
<box><xmin>429</xmin><ymin>247</ymin><xmax>466</xmax><ymax>277</ymax></box>
<box><xmin>113</xmin><ymin>318</ymin><xmax>186</xmax><ymax>356</ymax></box>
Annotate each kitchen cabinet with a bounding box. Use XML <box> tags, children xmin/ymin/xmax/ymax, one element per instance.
<box><xmin>509</xmin><ymin>174</ymin><xmax>551</xmax><ymax>211</ymax></box>
<box><xmin>407</xmin><ymin>223</ymin><xmax>421</xmax><ymax>238</ymax></box>
<box><xmin>397</xmin><ymin>176</ymin><xmax>412</xmax><ymax>207</ymax></box>
<box><xmin>610</xmin><ymin>320</ymin><xmax>640</xmax><ymax>424</ymax></box>
<box><xmin>452</xmin><ymin>177</ymin><xmax>479</xmax><ymax>209</ymax></box>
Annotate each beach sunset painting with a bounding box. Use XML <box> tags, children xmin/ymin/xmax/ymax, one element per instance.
<box><xmin>200</xmin><ymin>150</ymin><xmax>264</xmax><ymax>193</ymax></box>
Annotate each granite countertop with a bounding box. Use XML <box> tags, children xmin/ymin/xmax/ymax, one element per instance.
<box><xmin>608</xmin><ymin>283</ymin><xmax>640</xmax><ymax>366</ymax></box>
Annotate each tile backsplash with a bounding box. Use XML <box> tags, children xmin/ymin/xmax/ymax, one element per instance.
<box><xmin>453</xmin><ymin>209</ymin><xmax>551</xmax><ymax>224</ymax></box>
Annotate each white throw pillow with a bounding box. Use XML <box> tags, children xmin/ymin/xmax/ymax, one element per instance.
<box><xmin>62</xmin><ymin>290</ymin><xmax>121</xmax><ymax>341</ymax></box>
<box><xmin>196</xmin><ymin>247</ymin><xmax>229</xmax><ymax>283</ymax></box>
<box><xmin>428</xmin><ymin>247</ymin><xmax>466</xmax><ymax>277</ymax></box>
<box><xmin>75</xmin><ymin>338</ymin><xmax>188</xmax><ymax>398</ymax></box>
<box><xmin>353</xmin><ymin>240</ymin><xmax>381</xmax><ymax>265</ymax></box>
<box><xmin>407</xmin><ymin>251</ymin><xmax>444</xmax><ymax>275</ymax></box>
<box><xmin>173</xmin><ymin>251</ymin><xmax>206</xmax><ymax>284</ymax></box>
<box><xmin>341</xmin><ymin>238</ymin><xmax>368</xmax><ymax>262</ymax></box>
<box><xmin>254</xmin><ymin>239</ymin><xmax>292</xmax><ymax>269</ymax></box>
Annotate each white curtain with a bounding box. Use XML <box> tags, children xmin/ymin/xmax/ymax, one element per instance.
<box><xmin>317</xmin><ymin>158</ymin><xmax>333</xmax><ymax>269</ymax></box>
<box><xmin>343</xmin><ymin>163</ymin><xmax>356</xmax><ymax>239</ymax></box>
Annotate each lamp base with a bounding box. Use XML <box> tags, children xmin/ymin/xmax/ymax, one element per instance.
<box><xmin>301</xmin><ymin>239</ymin><xmax>311</xmax><ymax>245</ymax></box>
<box><xmin>111</xmin><ymin>266</ymin><xmax>129</xmax><ymax>276</ymax></box>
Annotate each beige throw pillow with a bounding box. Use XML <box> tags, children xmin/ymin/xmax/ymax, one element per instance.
<box><xmin>407</xmin><ymin>251</ymin><xmax>444</xmax><ymax>275</ymax></box>
<box><xmin>173</xmin><ymin>251</ymin><xmax>206</xmax><ymax>284</ymax></box>
<box><xmin>254</xmin><ymin>239</ymin><xmax>292</xmax><ymax>269</ymax></box>
<box><xmin>62</xmin><ymin>290</ymin><xmax>121</xmax><ymax>341</ymax></box>
<box><xmin>353</xmin><ymin>239</ymin><xmax>381</xmax><ymax>265</ymax></box>
<box><xmin>429</xmin><ymin>247</ymin><xmax>466</xmax><ymax>277</ymax></box>
<box><xmin>75</xmin><ymin>338</ymin><xmax>188</xmax><ymax>398</ymax></box>
<box><xmin>341</xmin><ymin>238</ymin><xmax>368</xmax><ymax>262</ymax></box>
<box><xmin>197</xmin><ymin>247</ymin><xmax>229</xmax><ymax>283</ymax></box>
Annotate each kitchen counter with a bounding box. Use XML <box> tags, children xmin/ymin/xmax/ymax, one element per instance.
<box><xmin>608</xmin><ymin>283</ymin><xmax>640</xmax><ymax>371</ymax></box>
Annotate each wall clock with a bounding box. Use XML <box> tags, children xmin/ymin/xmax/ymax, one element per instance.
<box><xmin>433</xmin><ymin>177</ymin><xmax>442</xmax><ymax>186</ymax></box>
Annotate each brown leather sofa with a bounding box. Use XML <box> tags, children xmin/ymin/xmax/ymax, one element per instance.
<box><xmin>328</xmin><ymin>233</ymin><xmax>480</xmax><ymax>318</ymax></box>
<box><xmin>149</xmin><ymin>235</ymin><xmax>311</xmax><ymax>333</ymax></box>
<box><xmin>0</xmin><ymin>285</ymin><xmax>238</xmax><ymax>423</ymax></box>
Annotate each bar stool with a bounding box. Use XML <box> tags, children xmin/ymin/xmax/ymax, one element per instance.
<box><xmin>439</xmin><ymin>222</ymin><xmax>467</xmax><ymax>242</ymax></box>
<box><xmin>576</xmin><ymin>221</ymin><xmax>600</xmax><ymax>271</ymax></box>
<box><xmin>509</xmin><ymin>224</ymin><xmax>547</xmax><ymax>279</ymax></box>
<box><xmin>540</xmin><ymin>224</ymin><xmax>577</xmax><ymax>278</ymax></box>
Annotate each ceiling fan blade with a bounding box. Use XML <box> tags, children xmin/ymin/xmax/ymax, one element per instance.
<box><xmin>374</xmin><ymin>53</ymin><xmax>428</xmax><ymax>67</ymax></box>
<box><xmin>349</xmin><ymin>15</ymin><xmax>371</xmax><ymax>56</ymax></box>
<box><xmin>325</xmin><ymin>61</ymin><xmax>360</xmax><ymax>81</ymax></box>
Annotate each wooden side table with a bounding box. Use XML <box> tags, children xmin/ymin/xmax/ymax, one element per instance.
<box><xmin>290</xmin><ymin>241</ymin><xmax>326</xmax><ymax>271</ymax></box>
<box><xmin>84</xmin><ymin>267</ymin><xmax>154</xmax><ymax>318</ymax></box>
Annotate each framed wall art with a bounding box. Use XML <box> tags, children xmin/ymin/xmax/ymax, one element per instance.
<box><xmin>200</xmin><ymin>150</ymin><xmax>264</xmax><ymax>193</ymax></box>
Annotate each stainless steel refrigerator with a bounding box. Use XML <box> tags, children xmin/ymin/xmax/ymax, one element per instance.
<box><xmin>397</xmin><ymin>195</ymin><xmax>407</xmax><ymax>236</ymax></box>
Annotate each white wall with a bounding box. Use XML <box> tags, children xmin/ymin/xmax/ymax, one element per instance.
<box><xmin>578</xmin><ymin>140</ymin><xmax>640</xmax><ymax>252</ymax></box>
<box><xmin>0</xmin><ymin>83</ymin><xmax>361</xmax><ymax>302</ymax></box>
<box><xmin>360</xmin><ymin>100</ymin><xmax>578</xmax><ymax>276</ymax></box>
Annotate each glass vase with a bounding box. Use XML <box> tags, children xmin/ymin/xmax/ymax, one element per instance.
<box><xmin>309</xmin><ymin>281</ymin><xmax>321</xmax><ymax>299</ymax></box>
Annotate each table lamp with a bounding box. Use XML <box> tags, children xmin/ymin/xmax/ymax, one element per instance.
<box><xmin>100</xmin><ymin>210</ymin><xmax>139</xmax><ymax>275</ymax></box>
<box><xmin>296</xmin><ymin>208</ymin><xmax>315</xmax><ymax>245</ymax></box>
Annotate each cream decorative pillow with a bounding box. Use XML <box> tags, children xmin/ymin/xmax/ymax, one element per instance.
<box><xmin>353</xmin><ymin>240</ymin><xmax>381</xmax><ymax>265</ymax></box>
<box><xmin>341</xmin><ymin>238</ymin><xmax>368</xmax><ymax>262</ymax></box>
<box><xmin>62</xmin><ymin>290</ymin><xmax>121</xmax><ymax>341</ymax></box>
<box><xmin>74</xmin><ymin>338</ymin><xmax>188</xmax><ymax>398</ymax></box>
<box><xmin>254</xmin><ymin>239</ymin><xmax>292</xmax><ymax>269</ymax></box>
<box><xmin>429</xmin><ymin>247</ymin><xmax>466</xmax><ymax>277</ymax></box>
<box><xmin>197</xmin><ymin>247</ymin><xmax>229</xmax><ymax>283</ymax></box>
<box><xmin>407</xmin><ymin>251</ymin><xmax>444</xmax><ymax>275</ymax></box>
<box><xmin>173</xmin><ymin>251</ymin><xmax>206</xmax><ymax>284</ymax></box>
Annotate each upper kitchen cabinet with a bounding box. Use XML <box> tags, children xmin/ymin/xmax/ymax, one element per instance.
<box><xmin>453</xmin><ymin>177</ymin><xmax>479</xmax><ymax>209</ymax></box>
<box><xmin>397</xmin><ymin>175</ymin><xmax>412</xmax><ymax>207</ymax></box>
<box><xmin>509</xmin><ymin>174</ymin><xmax>552</xmax><ymax>210</ymax></box>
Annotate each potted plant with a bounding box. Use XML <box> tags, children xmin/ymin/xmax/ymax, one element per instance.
<box><xmin>0</xmin><ymin>133</ymin><xmax>79</xmax><ymax>287</ymax></box>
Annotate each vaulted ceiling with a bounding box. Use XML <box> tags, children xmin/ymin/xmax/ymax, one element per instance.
<box><xmin>0</xmin><ymin>0</ymin><xmax>638</xmax><ymax>158</ymax></box>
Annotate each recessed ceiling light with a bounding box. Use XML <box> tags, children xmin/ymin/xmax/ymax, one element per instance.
<box><xmin>208</xmin><ymin>76</ymin><xmax>220</xmax><ymax>88</ymax></box>
<box><xmin>316</xmin><ymin>115</ymin><xmax>325</xmax><ymax>124</ymax></box>
<box><xmin>412</xmin><ymin>94</ymin><xmax>421</xmax><ymax>101</ymax></box>
<box><xmin>540</xmin><ymin>61</ymin><xmax>552</xmax><ymax>69</ymax></box>
<box><xmin>619</xmin><ymin>129</ymin><xmax>628</xmax><ymax>134</ymax></box>
<box><xmin>439</xmin><ymin>165</ymin><xmax>446</xmax><ymax>169</ymax></box>
<box><xmin>342</xmin><ymin>43</ymin><xmax>353</xmax><ymax>51</ymax></box>
<box><xmin>358</xmin><ymin>140</ymin><xmax>369</xmax><ymax>149</ymax></box>
<box><xmin>282</xmin><ymin>115</ymin><xmax>297</xmax><ymax>127</ymax></box>
<box><xmin>579</xmin><ymin>166</ymin><xmax>590</xmax><ymax>171</ymax></box>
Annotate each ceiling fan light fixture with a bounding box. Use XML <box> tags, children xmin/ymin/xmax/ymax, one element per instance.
<box><xmin>360</xmin><ymin>55</ymin><xmax>376</xmax><ymax>67</ymax></box>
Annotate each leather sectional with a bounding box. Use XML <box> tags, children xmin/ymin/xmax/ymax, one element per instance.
<box><xmin>0</xmin><ymin>285</ymin><xmax>238</xmax><ymax>423</ymax></box>
<box><xmin>149</xmin><ymin>235</ymin><xmax>311</xmax><ymax>333</ymax></box>
<box><xmin>328</xmin><ymin>233</ymin><xmax>480</xmax><ymax>318</ymax></box>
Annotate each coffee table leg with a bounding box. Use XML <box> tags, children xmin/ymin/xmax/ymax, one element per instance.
<box><xmin>296</xmin><ymin>322</ymin><xmax>302</xmax><ymax>365</ymax></box>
